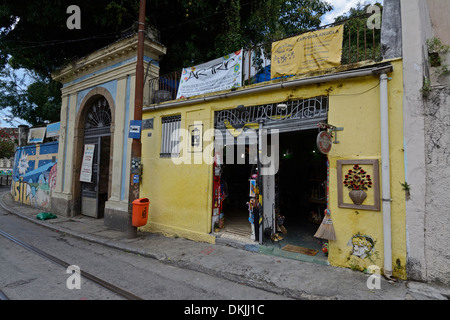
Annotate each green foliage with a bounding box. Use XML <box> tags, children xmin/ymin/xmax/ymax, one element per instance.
<box><xmin>148</xmin><ymin>0</ymin><xmax>333</xmax><ymax>71</ymax></box>
<box><xmin>427</xmin><ymin>37</ymin><xmax>450</xmax><ymax>76</ymax></box>
<box><xmin>0</xmin><ymin>0</ymin><xmax>138</xmax><ymax>76</ymax></box>
<box><xmin>0</xmin><ymin>64</ymin><xmax>61</xmax><ymax>126</ymax></box>
<box><xmin>0</xmin><ymin>0</ymin><xmax>333</xmax><ymax>125</ymax></box>
<box><xmin>421</xmin><ymin>77</ymin><xmax>432</xmax><ymax>98</ymax></box>
<box><xmin>334</xmin><ymin>2</ymin><xmax>383</xmax><ymax>64</ymax></box>
<box><xmin>0</xmin><ymin>128</ymin><xmax>17</xmax><ymax>158</ymax></box>
<box><xmin>427</xmin><ymin>37</ymin><xmax>450</xmax><ymax>55</ymax></box>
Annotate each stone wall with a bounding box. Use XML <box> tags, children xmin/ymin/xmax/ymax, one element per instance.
<box><xmin>423</xmin><ymin>86</ymin><xmax>450</xmax><ymax>285</ymax></box>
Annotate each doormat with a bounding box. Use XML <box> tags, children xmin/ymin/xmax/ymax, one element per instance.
<box><xmin>225</xmin><ymin>228</ymin><xmax>251</xmax><ymax>237</ymax></box>
<box><xmin>282</xmin><ymin>244</ymin><xmax>319</xmax><ymax>256</ymax></box>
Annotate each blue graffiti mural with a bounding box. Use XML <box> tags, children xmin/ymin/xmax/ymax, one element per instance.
<box><xmin>11</xmin><ymin>141</ymin><xmax>59</xmax><ymax>209</ymax></box>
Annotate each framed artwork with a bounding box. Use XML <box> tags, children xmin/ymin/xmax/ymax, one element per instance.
<box><xmin>337</xmin><ymin>159</ymin><xmax>380</xmax><ymax>211</ymax></box>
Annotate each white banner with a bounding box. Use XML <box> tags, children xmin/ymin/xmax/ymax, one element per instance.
<box><xmin>176</xmin><ymin>50</ymin><xmax>243</xmax><ymax>99</ymax></box>
<box><xmin>80</xmin><ymin>144</ymin><xmax>95</xmax><ymax>183</ymax></box>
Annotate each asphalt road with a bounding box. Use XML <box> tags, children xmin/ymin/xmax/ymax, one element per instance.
<box><xmin>0</xmin><ymin>192</ymin><xmax>289</xmax><ymax>301</ymax></box>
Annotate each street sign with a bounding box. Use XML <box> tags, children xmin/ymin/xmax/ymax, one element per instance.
<box><xmin>129</xmin><ymin>120</ymin><xmax>142</xmax><ymax>139</ymax></box>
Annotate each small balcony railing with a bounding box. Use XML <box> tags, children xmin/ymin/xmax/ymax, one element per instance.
<box><xmin>146</xmin><ymin>13</ymin><xmax>381</xmax><ymax>106</ymax></box>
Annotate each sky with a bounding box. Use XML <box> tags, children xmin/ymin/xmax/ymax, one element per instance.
<box><xmin>0</xmin><ymin>107</ymin><xmax>30</xmax><ymax>128</ymax></box>
<box><xmin>1</xmin><ymin>0</ymin><xmax>384</xmax><ymax>129</ymax></box>
<box><xmin>322</xmin><ymin>0</ymin><xmax>384</xmax><ymax>25</ymax></box>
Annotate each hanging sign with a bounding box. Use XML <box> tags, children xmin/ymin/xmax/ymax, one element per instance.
<box><xmin>80</xmin><ymin>144</ymin><xmax>95</xmax><ymax>182</ymax></box>
<box><xmin>271</xmin><ymin>25</ymin><xmax>344</xmax><ymax>78</ymax></box>
<box><xmin>28</xmin><ymin>127</ymin><xmax>46</xmax><ymax>144</ymax></box>
<box><xmin>176</xmin><ymin>50</ymin><xmax>243</xmax><ymax>99</ymax></box>
<box><xmin>317</xmin><ymin>131</ymin><xmax>333</xmax><ymax>154</ymax></box>
<box><xmin>46</xmin><ymin>122</ymin><xmax>60</xmax><ymax>138</ymax></box>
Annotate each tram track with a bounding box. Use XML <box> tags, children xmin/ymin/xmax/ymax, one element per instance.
<box><xmin>0</xmin><ymin>228</ymin><xmax>143</xmax><ymax>300</ymax></box>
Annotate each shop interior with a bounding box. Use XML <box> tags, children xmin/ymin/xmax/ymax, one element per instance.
<box><xmin>217</xmin><ymin>129</ymin><xmax>329</xmax><ymax>260</ymax></box>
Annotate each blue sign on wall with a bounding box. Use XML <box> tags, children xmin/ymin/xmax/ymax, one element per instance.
<box><xmin>129</xmin><ymin>120</ymin><xmax>142</xmax><ymax>139</ymax></box>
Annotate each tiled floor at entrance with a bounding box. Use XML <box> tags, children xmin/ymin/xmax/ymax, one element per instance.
<box><xmin>218</xmin><ymin>210</ymin><xmax>329</xmax><ymax>265</ymax></box>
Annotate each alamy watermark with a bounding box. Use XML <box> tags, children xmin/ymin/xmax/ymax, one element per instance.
<box><xmin>66</xmin><ymin>5</ymin><xmax>81</xmax><ymax>30</ymax></box>
<box><xmin>170</xmin><ymin>127</ymin><xmax>280</xmax><ymax>176</ymax></box>
<box><xmin>367</xmin><ymin>5</ymin><xmax>382</xmax><ymax>30</ymax></box>
<box><xmin>366</xmin><ymin>265</ymin><xmax>381</xmax><ymax>290</ymax></box>
<box><xmin>66</xmin><ymin>265</ymin><xmax>81</xmax><ymax>290</ymax></box>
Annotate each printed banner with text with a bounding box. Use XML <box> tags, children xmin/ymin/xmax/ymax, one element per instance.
<box><xmin>176</xmin><ymin>50</ymin><xmax>243</xmax><ymax>99</ymax></box>
<box><xmin>271</xmin><ymin>25</ymin><xmax>344</xmax><ymax>78</ymax></box>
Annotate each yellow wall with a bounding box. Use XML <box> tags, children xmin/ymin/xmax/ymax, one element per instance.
<box><xmin>141</xmin><ymin>59</ymin><xmax>406</xmax><ymax>278</ymax></box>
<box><xmin>140</xmin><ymin>107</ymin><xmax>216</xmax><ymax>243</ymax></box>
<box><xmin>327</xmin><ymin>59</ymin><xmax>407</xmax><ymax>279</ymax></box>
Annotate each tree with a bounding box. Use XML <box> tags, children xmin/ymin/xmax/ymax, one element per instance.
<box><xmin>0</xmin><ymin>64</ymin><xmax>61</xmax><ymax>126</ymax></box>
<box><xmin>147</xmin><ymin>0</ymin><xmax>333</xmax><ymax>72</ymax></box>
<box><xmin>333</xmin><ymin>2</ymin><xmax>383</xmax><ymax>64</ymax></box>
<box><xmin>0</xmin><ymin>0</ymin><xmax>139</xmax><ymax>126</ymax></box>
<box><xmin>0</xmin><ymin>127</ymin><xmax>17</xmax><ymax>158</ymax></box>
<box><xmin>0</xmin><ymin>0</ymin><xmax>333</xmax><ymax>125</ymax></box>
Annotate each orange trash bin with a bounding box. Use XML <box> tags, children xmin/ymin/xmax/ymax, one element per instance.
<box><xmin>132</xmin><ymin>198</ymin><xmax>150</xmax><ymax>227</ymax></box>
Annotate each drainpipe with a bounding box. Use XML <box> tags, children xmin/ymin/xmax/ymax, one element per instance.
<box><xmin>379</xmin><ymin>72</ymin><xmax>394</xmax><ymax>280</ymax></box>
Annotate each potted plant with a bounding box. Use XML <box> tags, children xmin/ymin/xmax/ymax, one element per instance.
<box><xmin>214</xmin><ymin>222</ymin><xmax>220</xmax><ymax>233</ymax></box>
<box><xmin>343</xmin><ymin>164</ymin><xmax>373</xmax><ymax>205</ymax></box>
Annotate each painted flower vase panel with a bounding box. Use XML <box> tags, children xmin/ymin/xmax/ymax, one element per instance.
<box><xmin>349</xmin><ymin>190</ymin><xmax>367</xmax><ymax>205</ymax></box>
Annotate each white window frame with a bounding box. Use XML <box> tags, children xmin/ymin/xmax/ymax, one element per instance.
<box><xmin>160</xmin><ymin>115</ymin><xmax>181</xmax><ymax>158</ymax></box>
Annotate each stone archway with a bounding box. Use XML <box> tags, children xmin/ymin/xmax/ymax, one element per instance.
<box><xmin>72</xmin><ymin>87</ymin><xmax>116</xmax><ymax>217</ymax></box>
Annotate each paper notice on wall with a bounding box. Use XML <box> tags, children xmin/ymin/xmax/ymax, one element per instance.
<box><xmin>176</xmin><ymin>50</ymin><xmax>243</xmax><ymax>99</ymax></box>
<box><xmin>80</xmin><ymin>144</ymin><xmax>95</xmax><ymax>183</ymax></box>
<box><xmin>271</xmin><ymin>25</ymin><xmax>344</xmax><ymax>78</ymax></box>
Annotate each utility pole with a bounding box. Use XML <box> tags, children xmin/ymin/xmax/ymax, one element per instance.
<box><xmin>127</xmin><ymin>0</ymin><xmax>146</xmax><ymax>239</ymax></box>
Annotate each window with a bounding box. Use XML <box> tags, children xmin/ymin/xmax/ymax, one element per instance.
<box><xmin>160</xmin><ymin>115</ymin><xmax>181</xmax><ymax>158</ymax></box>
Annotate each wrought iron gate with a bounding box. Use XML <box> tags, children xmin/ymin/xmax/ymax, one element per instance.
<box><xmin>214</xmin><ymin>96</ymin><xmax>328</xmax><ymax>133</ymax></box>
<box><xmin>81</xmin><ymin>97</ymin><xmax>112</xmax><ymax>218</ymax></box>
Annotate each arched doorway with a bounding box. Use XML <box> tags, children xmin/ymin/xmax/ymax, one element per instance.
<box><xmin>80</xmin><ymin>97</ymin><xmax>112</xmax><ymax>218</ymax></box>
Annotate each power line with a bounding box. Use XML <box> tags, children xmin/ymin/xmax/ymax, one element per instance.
<box><xmin>1</xmin><ymin>32</ymin><xmax>121</xmax><ymax>51</ymax></box>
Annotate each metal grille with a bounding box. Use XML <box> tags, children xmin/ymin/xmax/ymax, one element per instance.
<box><xmin>84</xmin><ymin>98</ymin><xmax>112</xmax><ymax>136</ymax></box>
<box><xmin>215</xmin><ymin>96</ymin><xmax>328</xmax><ymax>130</ymax></box>
<box><xmin>160</xmin><ymin>115</ymin><xmax>181</xmax><ymax>158</ymax></box>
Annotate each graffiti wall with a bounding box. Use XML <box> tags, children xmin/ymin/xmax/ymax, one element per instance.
<box><xmin>11</xmin><ymin>142</ymin><xmax>58</xmax><ymax>210</ymax></box>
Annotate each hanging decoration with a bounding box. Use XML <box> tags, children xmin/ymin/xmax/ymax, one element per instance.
<box><xmin>247</xmin><ymin>171</ymin><xmax>261</xmax><ymax>241</ymax></box>
<box><xmin>212</xmin><ymin>153</ymin><xmax>226</xmax><ymax>231</ymax></box>
<box><xmin>247</xmin><ymin>198</ymin><xmax>256</xmax><ymax>240</ymax></box>
<box><xmin>314</xmin><ymin>159</ymin><xmax>337</xmax><ymax>241</ymax></box>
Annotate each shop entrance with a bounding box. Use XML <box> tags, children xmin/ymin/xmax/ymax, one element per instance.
<box><xmin>272</xmin><ymin>129</ymin><xmax>328</xmax><ymax>254</ymax></box>
<box><xmin>213</xmin><ymin>97</ymin><xmax>330</xmax><ymax>257</ymax></box>
<box><xmin>220</xmin><ymin>163</ymin><xmax>255</xmax><ymax>237</ymax></box>
<box><xmin>214</xmin><ymin>129</ymin><xmax>328</xmax><ymax>258</ymax></box>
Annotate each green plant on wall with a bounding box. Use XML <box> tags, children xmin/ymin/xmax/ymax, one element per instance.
<box><xmin>427</xmin><ymin>37</ymin><xmax>450</xmax><ymax>76</ymax></box>
<box><xmin>421</xmin><ymin>77</ymin><xmax>432</xmax><ymax>98</ymax></box>
<box><xmin>400</xmin><ymin>181</ymin><xmax>411</xmax><ymax>199</ymax></box>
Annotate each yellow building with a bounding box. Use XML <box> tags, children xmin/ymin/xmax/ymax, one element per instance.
<box><xmin>140</xmin><ymin>58</ymin><xmax>407</xmax><ymax>280</ymax></box>
<box><xmin>50</xmin><ymin>18</ymin><xmax>408</xmax><ymax>281</ymax></box>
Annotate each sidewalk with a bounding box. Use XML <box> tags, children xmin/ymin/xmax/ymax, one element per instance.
<box><xmin>1</xmin><ymin>190</ymin><xmax>449</xmax><ymax>300</ymax></box>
